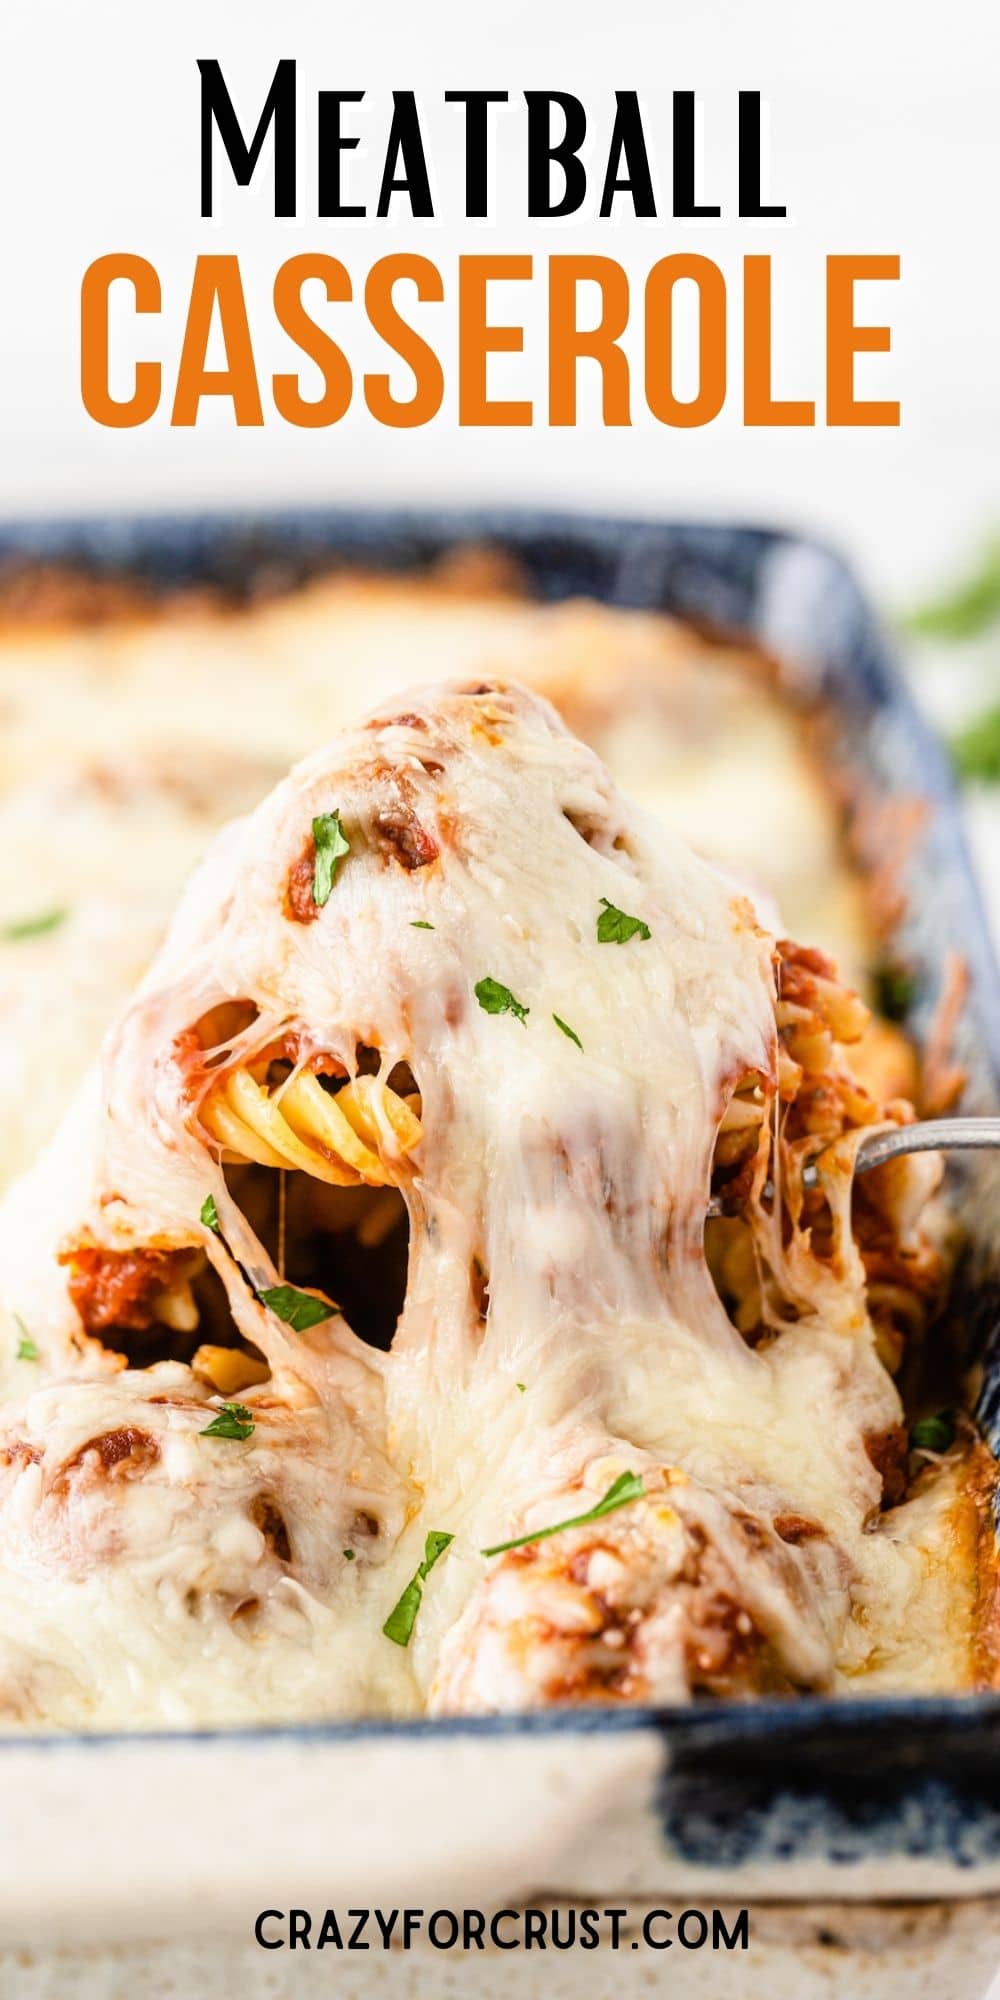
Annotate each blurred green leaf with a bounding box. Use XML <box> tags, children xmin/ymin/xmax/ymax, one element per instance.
<box><xmin>872</xmin><ymin>960</ymin><xmax>916</xmax><ymax>1022</ymax></box>
<box><xmin>903</xmin><ymin>539</ymin><xmax>1000</xmax><ymax>640</ymax></box>
<box><xmin>952</xmin><ymin>703</ymin><xmax>1000</xmax><ymax>783</ymax></box>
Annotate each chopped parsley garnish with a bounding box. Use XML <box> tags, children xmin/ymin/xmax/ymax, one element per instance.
<box><xmin>200</xmin><ymin>1193</ymin><xmax>220</xmax><ymax>1234</ymax></box>
<box><xmin>311</xmin><ymin>811</ymin><xmax>350</xmax><ymax>907</ymax></box>
<box><xmin>596</xmin><ymin>898</ymin><xmax>651</xmax><ymax>945</ymax></box>
<box><xmin>952</xmin><ymin>705</ymin><xmax>1000</xmax><ymax>785</ymax></box>
<box><xmin>552</xmin><ymin>1013</ymin><xmax>583</xmax><ymax>1049</ymax></box>
<box><xmin>410</xmin><ymin>920</ymin><xmax>435</xmax><ymax>930</ymax></box>
<box><xmin>909</xmin><ymin>1412</ymin><xmax>955</xmax><ymax>1454</ymax></box>
<box><xmin>258</xmin><ymin>1284</ymin><xmax>337</xmax><ymax>1332</ymax></box>
<box><xmin>481</xmin><ymin>1469</ymin><xmax>645</xmax><ymax>1558</ymax></box>
<box><xmin>383</xmin><ymin>1530</ymin><xmax>454</xmax><ymax>1647</ymax></box>
<box><xmin>343</xmin><ymin>1548</ymin><xmax>356</xmax><ymax>1561</ymax></box>
<box><xmin>474</xmin><ymin>976</ymin><xmax>529</xmax><ymax>1026</ymax></box>
<box><xmin>14</xmin><ymin>1315</ymin><xmax>38</xmax><ymax>1363</ymax></box>
<box><xmin>200</xmin><ymin>1401</ymin><xmax>255</xmax><ymax>1441</ymax></box>
<box><xmin>1</xmin><ymin>908</ymin><xmax>68</xmax><ymax>942</ymax></box>
<box><xmin>516</xmin><ymin>1381</ymin><xmax>526</xmax><ymax>1393</ymax></box>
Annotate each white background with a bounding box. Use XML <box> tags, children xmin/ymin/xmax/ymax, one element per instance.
<box><xmin>0</xmin><ymin>0</ymin><xmax>996</xmax><ymax>615</ymax></box>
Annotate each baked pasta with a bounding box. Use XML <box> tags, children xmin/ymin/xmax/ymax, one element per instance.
<box><xmin>0</xmin><ymin>562</ymin><xmax>870</xmax><ymax>1194</ymax></box>
<box><xmin>0</xmin><ymin>677</ymin><xmax>994</xmax><ymax>1729</ymax></box>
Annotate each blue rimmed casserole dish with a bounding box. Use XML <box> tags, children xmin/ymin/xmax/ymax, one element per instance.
<box><xmin>0</xmin><ymin>508</ymin><xmax>995</xmax><ymax>1989</ymax></box>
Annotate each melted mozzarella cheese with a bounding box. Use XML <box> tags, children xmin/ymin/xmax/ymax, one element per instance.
<box><xmin>0</xmin><ymin>678</ymin><xmax>965</xmax><ymax>1730</ymax></box>
<box><xmin>0</xmin><ymin>583</ymin><xmax>866</xmax><ymax>1194</ymax></box>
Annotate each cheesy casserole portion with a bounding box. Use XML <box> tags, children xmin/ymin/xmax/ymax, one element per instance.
<box><xmin>0</xmin><ymin>677</ymin><xmax>993</xmax><ymax>1729</ymax></box>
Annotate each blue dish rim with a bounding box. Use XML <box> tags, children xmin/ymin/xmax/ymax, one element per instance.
<box><xmin>0</xmin><ymin>502</ymin><xmax>997</xmax><ymax>1781</ymax></box>
<box><xmin>0</xmin><ymin>1689</ymin><xmax>996</xmax><ymax>1752</ymax></box>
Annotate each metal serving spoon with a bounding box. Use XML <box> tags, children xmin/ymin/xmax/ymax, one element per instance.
<box><xmin>706</xmin><ymin>1115</ymin><xmax>1000</xmax><ymax>1220</ymax></box>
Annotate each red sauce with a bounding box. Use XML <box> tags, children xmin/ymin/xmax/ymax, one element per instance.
<box><xmin>864</xmin><ymin>1424</ymin><xmax>909</xmax><ymax>1507</ymax></box>
<box><xmin>285</xmin><ymin>846</ymin><xmax>321</xmax><ymax>925</ymax></box>
<box><xmin>60</xmin><ymin>1426</ymin><xmax>160</xmax><ymax>1482</ymax></box>
<box><xmin>61</xmin><ymin>1246</ymin><xmax>180</xmax><ymax>1335</ymax></box>
<box><xmin>772</xmin><ymin>1513</ymin><xmax>826</xmax><ymax>1544</ymax></box>
<box><xmin>372</xmin><ymin>805</ymin><xmax>438</xmax><ymax>870</ymax></box>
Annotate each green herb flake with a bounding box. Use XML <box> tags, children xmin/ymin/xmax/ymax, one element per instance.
<box><xmin>410</xmin><ymin>920</ymin><xmax>435</xmax><ymax>930</ymax></box>
<box><xmin>481</xmin><ymin>1469</ymin><xmax>645</xmax><ymax>1559</ymax></box>
<box><xmin>1</xmin><ymin>908</ymin><xmax>69</xmax><ymax>942</ymax></box>
<box><xmin>474</xmin><ymin>976</ymin><xmax>529</xmax><ymax>1026</ymax></box>
<box><xmin>596</xmin><ymin>898</ymin><xmax>651</xmax><ymax>946</ymax></box>
<box><xmin>909</xmin><ymin>1412</ymin><xmax>955</xmax><ymax>1454</ymax></box>
<box><xmin>552</xmin><ymin>1013</ymin><xmax>583</xmax><ymax>1050</ymax></box>
<box><xmin>343</xmin><ymin>1548</ymin><xmax>356</xmax><ymax>1562</ymax></box>
<box><xmin>952</xmin><ymin>706</ymin><xmax>1000</xmax><ymax>785</ymax></box>
<box><xmin>383</xmin><ymin>1530</ymin><xmax>454</xmax><ymax>1647</ymax></box>
<box><xmin>258</xmin><ymin>1284</ymin><xmax>337</xmax><ymax>1332</ymax></box>
<box><xmin>14</xmin><ymin>1315</ymin><xmax>38</xmax><ymax>1363</ymax></box>
<box><xmin>311</xmin><ymin>811</ymin><xmax>350</xmax><ymax>907</ymax></box>
<box><xmin>516</xmin><ymin>1382</ymin><xmax>526</xmax><ymax>1393</ymax></box>
<box><xmin>200</xmin><ymin>1193</ymin><xmax>220</xmax><ymax>1234</ymax></box>
<box><xmin>200</xmin><ymin>1401</ymin><xmax>255</xmax><ymax>1442</ymax></box>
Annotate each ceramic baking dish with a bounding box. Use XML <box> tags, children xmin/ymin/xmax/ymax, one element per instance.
<box><xmin>0</xmin><ymin>509</ymin><xmax>996</xmax><ymax>2000</ymax></box>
